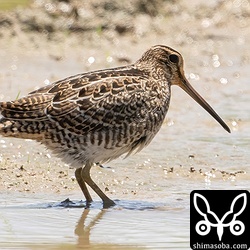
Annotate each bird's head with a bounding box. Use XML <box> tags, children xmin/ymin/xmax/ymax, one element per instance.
<box><xmin>138</xmin><ymin>45</ymin><xmax>230</xmax><ymax>133</ymax></box>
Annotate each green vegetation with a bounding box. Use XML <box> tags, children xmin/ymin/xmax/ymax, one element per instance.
<box><xmin>0</xmin><ymin>0</ymin><xmax>31</xmax><ymax>11</ymax></box>
<box><xmin>15</xmin><ymin>90</ymin><xmax>21</xmax><ymax>100</ymax></box>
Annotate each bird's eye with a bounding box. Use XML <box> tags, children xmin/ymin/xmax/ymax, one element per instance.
<box><xmin>169</xmin><ymin>54</ymin><xmax>179</xmax><ymax>64</ymax></box>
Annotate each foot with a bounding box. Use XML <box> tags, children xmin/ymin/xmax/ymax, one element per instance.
<box><xmin>102</xmin><ymin>198</ymin><xmax>116</xmax><ymax>208</ymax></box>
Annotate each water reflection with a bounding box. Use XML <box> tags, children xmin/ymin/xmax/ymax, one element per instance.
<box><xmin>74</xmin><ymin>209</ymin><xmax>121</xmax><ymax>249</ymax></box>
<box><xmin>74</xmin><ymin>204</ymin><xmax>189</xmax><ymax>249</ymax></box>
<box><xmin>0</xmin><ymin>195</ymin><xmax>189</xmax><ymax>249</ymax></box>
<box><xmin>75</xmin><ymin>209</ymin><xmax>96</xmax><ymax>247</ymax></box>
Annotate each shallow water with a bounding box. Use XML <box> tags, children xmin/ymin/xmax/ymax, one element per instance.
<box><xmin>0</xmin><ymin>193</ymin><xmax>189</xmax><ymax>250</ymax></box>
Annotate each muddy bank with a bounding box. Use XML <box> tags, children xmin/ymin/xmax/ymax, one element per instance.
<box><xmin>0</xmin><ymin>0</ymin><xmax>249</xmax><ymax>51</ymax></box>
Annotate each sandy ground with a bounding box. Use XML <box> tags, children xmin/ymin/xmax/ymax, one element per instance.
<box><xmin>0</xmin><ymin>0</ymin><xmax>249</xmax><ymax>202</ymax></box>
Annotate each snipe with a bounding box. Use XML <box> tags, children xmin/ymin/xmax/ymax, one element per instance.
<box><xmin>0</xmin><ymin>45</ymin><xmax>230</xmax><ymax>207</ymax></box>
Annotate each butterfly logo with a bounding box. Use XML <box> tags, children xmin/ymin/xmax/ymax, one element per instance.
<box><xmin>193</xmin><ymin>193</ymin><xmax>247</xmax><ymax>241</ymax></box>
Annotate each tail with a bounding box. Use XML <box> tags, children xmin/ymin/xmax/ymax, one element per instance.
<box><xmin>0</xmin><ymin>117</ymin><xmax>46</xmax><ymax>140</ymax></box>
<box><xmin>0</xmin><ymin>94</ymin><xmax>52</xmax><ymax>140</ymax></box>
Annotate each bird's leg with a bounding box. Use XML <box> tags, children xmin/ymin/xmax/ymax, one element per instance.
<box><xmin>82</xmin><ymin>163</ymin><xmax>115</xmax><ymax>208</ymax></box>
<box><xmin>75</xmin><ymin>168</ymin><xmax>93</xmax><ymax>204</ymax></box>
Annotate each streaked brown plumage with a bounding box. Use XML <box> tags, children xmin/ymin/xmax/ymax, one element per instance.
<box><xmin>0</xmin><ymin>45</ymin><xmax>230</xmax><ymax>207</ymax></box>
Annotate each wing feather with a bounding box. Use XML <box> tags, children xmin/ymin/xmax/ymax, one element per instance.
<box><xmin>1</xmin><ymin>66</ymin><xmax>162</xmax><ymax>136</ymax></box>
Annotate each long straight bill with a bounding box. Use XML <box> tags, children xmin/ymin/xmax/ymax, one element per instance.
<box><xmin>180</xmin><ymin>78</ymin><xmax>231</xmax><ymax>133</ymax></box>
